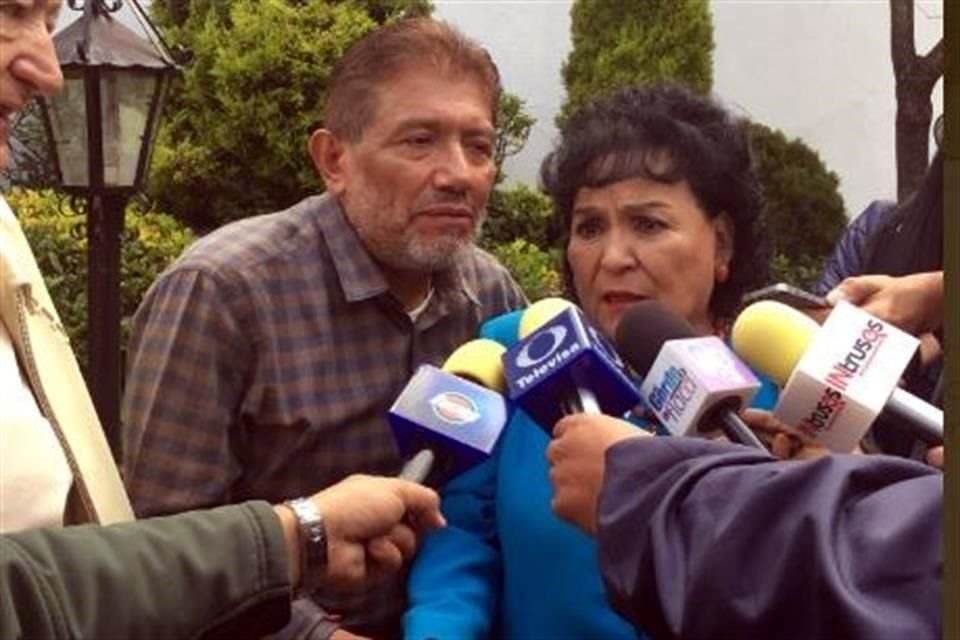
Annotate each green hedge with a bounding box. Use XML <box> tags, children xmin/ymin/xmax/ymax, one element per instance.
<box><xmin>7</xmin><ymin>188</ymin><xmax>195</xmax><ymax>371</ymax></box>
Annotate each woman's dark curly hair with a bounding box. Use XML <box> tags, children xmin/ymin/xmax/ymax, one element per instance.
<box><xmin>540</xmin><ymin>83</ymin><xmax>771</xmax><ymax>323</ymax></box>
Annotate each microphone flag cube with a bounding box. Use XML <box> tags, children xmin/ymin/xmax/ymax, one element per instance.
<box><xmin>502</xmin><ymin>306</ymin><xmax>640</xmax><ymax>431</ymax></box>
<box><xmin>639</xmin><ymin>336</ymin><xmax>761</xmax><ymax>437</ymax></box>
<box><xmin>389</xmin><ymin>364</ymin><xmax>508</xmax><ymax>479</ymax></box>
<box><xmin>773</xmin><ymin>300</ymin><xmax>919</xmax><ymax>452</ymax></box>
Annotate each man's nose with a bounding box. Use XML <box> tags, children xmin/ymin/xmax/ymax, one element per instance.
<box><xmin>432</xmin><ymin>142</ymin><xmax>475</xmax><ymax>192</ymax></box>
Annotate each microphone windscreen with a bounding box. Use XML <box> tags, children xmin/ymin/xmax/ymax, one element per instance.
<box><xmin>614</xmin><ymin>300</ymin><xmax>696</xmax><ymax>377</ymax></box>
<box><xmin>442</xmin><ymin>339</ymin><xmax>507</xmax><ymax>392</ymax></box>
<box><xmin>731</xmin><ymin>301</ymin><xmax>818</xmax><ymax>386</ymax></box>
<box><xmin>518</xmin><ymin>297</ymin><xmax>576</xmax><ymax>339</ymax></box>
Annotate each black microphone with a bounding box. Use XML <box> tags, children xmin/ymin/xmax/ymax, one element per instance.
<box><xmin>615</xmin><ymin>301</ymin><xmax>765</xmax><ymax>449</ymax></box>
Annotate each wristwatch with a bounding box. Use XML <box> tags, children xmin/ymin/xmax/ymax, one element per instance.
<box><xmin>284</xmin><ymin>497</ymin><xmax>328</xmax><ymax>597</ymax></box>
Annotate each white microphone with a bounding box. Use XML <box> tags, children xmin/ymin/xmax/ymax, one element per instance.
<box><xmin>615</xmin><ymin>301</ymin><xmax>765</xmax><ymax>448</ymax></box>
<box><xmin>732</xmin><ymin>300</ymin><xmax>943</xmax><ymax>453</ymax></box>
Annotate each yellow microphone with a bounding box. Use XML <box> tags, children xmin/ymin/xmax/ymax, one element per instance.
<box><xmin>442</xmin><ymin>338</ymin><xmax>507</xmax><ymax>393</ymax></box>
<box><xmin>730</xmin><ymin>300</ymin><xmax>819</xmax><ymax>386</ymax></box>
<box><xmin>518</xmin><ymin>297</ymin><xmax>576</xmax><ymax>339</ymax></box>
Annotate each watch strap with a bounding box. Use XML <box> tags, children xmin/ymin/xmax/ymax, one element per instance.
<box><xmin>284</xmin><ymin>497</ymin><xmax>328</xmax><ymax>597</ymax></box>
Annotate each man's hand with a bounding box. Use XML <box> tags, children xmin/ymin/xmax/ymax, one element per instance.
<box><xmin>310</xmin><ymin>475</ymin><xmax>445</xmax><ymax>591</ymax></box>
<box><xmin>826</xmin><ymin>271</ymin><xmax>943</xmax><ymax>335</ymax></box>
<box><xmin>740</xmin><ymin>409</ymin><xmax>835</xmax><ymax>460</ymax></box>
<box><xmin>546</xmin><ymin>414</ymin><xmax>649</xmax><ymax>535</ymax></box>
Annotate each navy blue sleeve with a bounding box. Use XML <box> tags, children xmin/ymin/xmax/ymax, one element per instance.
<box><xmin>814</xmin><ymin>200</ymin><xmax>895</xmax><ymax>295</ymax></box>
<box><xmin>596</xmin><ymin>438</ymin><xmax>941</xmax><ymax>640</ymax></box>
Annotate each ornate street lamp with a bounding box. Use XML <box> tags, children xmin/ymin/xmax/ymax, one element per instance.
<box><xmin>39</xmin><ymin>0</ymin><xmax>176</xmax><ymax>457</ymax></box>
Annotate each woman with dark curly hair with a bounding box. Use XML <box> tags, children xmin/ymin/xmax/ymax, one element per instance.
<box><xmin>405</xmin><ymin>83</ymin><xmax>777</xmax><ymax>640</ymax></box>
<box><xmin>543</xmin><ymin>82</ymin><xmax>770</xmax><ymax>338</ymax></box>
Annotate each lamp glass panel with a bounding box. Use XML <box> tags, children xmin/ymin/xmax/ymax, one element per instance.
<box><xmin>100</xmin><ymin>69</ymin><xmax>156</xmax><ymax>188</ymax></box>
<box><xmin>45</xmin><ymin>73</ymin><xmax>89</xmax><ymax>187</ymax></box>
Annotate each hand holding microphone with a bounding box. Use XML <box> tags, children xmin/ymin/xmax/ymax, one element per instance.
<box><xmin>286</xmin><ymin>474</ymin><xmax>446</xmax><ymax>594</ymax></box>
<box><xmin>547</xmin><ymin>413</ymin><xmax>652</xmax><ymax>534</ymax></box>
<box><xmin>826</xmin><ymin>271</ymin><xmax>943</xmax><ymax>336</ymax></box>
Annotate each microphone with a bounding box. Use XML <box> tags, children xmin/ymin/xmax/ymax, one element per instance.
<box><xmin>731</xmin><ymin>300</ymin><xmax>943</xmax><ymax>452</ymax></box>
<box><xmin>501</xmin><ymin>298</ymin><xmax>641</xmax><ymax>432</ymax></box>
<box><xmin>615</xmin><ymin>300</ymin><xmax>766</xmax><ymax>449</ymax></box>
<box><xmin>390</xmin><ymin>339</ymin><xmax>509</xmax><ymax>484</ymax></box>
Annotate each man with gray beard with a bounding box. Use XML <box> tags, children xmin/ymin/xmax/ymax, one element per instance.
<box><xmin>122</xmin><ymin>18</ymin><xmax>526</xmax><ymax>640</ymax></box>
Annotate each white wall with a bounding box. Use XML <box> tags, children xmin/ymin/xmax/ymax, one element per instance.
<box><xmin>710</xmin><ymin>0</ymin><xmax>943</xmax><ymax>217</ymax></box>
<box><xmin>436</xmin><ymin>0</ymin><xmax>943</xmax><ymax>219</ymax></box>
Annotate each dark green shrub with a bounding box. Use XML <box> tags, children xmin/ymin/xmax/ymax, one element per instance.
<box><xmin>489</xmin><ymin>239</ymin><xmax>563</xmax><ymax>302</ymax></box>
<box><xmin>750</xmin><ymin>122</ymin><xmax>847</xmax><ymax>289</ymax></box>
<box><xmin>483</xmin><ymin>183</ymin><xmax>555</xmax><ymax>251</ymax></box>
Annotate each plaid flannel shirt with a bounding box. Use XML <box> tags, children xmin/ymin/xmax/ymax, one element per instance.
<box><xmin>122</xmin><ymin>194</ymin><xmax>526</xmax><ymax>637</ymax></box>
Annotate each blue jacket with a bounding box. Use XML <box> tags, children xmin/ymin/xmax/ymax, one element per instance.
<box><xmin>814</xmin><ymin>199</ymin><xmax>895</xmax><ymax>295</ymax></box>
<box><xmin>404</xmin><ymin>310</ymin><xmax>778</xmax><ymax>639</ymax></box>
<box><xmin>597</xmin><ymin>438</ymin><xmax>941</xmax><ymax>640</ymax></box>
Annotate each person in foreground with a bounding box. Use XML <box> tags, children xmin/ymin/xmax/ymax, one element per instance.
<box><xmin>1</xmin><ymin>2</ymin><xmax>443</xmax><ymax>638</ymax></box>
<box><xmin>404</xmin><ymin>83</ymin><xmax>776</xmax><ymax>639</ymax></box>
<box><xmin>2</xmin><ymin>476</ymin><xmax>445</xmax><ymax>639</ymax></box>
<box><xmin>122</xmin><ymin>17</ymin><xmax>525</xmax><ymax>638</ymax></box>
<box><xmin>547</xmin><ymin>412</ymin><xmax>942</xmax><ymax>640</ymax></box>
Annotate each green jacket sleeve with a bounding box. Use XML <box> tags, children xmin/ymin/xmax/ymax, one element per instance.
<box><xmin>1</xmin><ymin>501</ymin><xmax>292</xmax><ymax>640</ymax></box>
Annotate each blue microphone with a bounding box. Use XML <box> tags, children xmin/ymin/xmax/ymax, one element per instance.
<box><xmin>390</xmin><ymin>339</ymin><xmax>509</xmax><ymax>484</ymax></box>
<box><xmin>502</xmin><ymin>299</ymin><xmax>640</xmax><ymax>432</ymax></box>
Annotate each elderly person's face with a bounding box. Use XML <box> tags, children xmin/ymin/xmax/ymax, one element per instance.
<box><xmin>310</xmin><ymin>67</ymin><xmax>497</xmax><ymax>274</ymax></box>
<box><xmin>0</xmin><ymin>0</ymin><xmax>63</xmax><ymax>171</ymax></box>
<box><xmin>566</xmin><ymin>175</ymin><xmax>733</xmax><ymax>339</ymax></box>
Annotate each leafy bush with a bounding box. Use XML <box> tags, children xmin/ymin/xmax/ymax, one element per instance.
<box><xmin>7</xmin><ymin>188</ymin><xmax>195</xmax><ymax>370</ymax></box>
<box><xmin>483</xmin><ymin>183</ymin><xmax>555</xmax><ymax>251</ymax></box>
<box><xmin>481</xmin><ymin>183</ymin><xmax>563</xmax><ymax>301</ymax></box>
<box><xmin>768</xmin><ymin>252</ymin><xmax>825</xmax><ymax>292</ymax></box>
<box><xmin>489</xmin><ymin>239</ymin><xmax>563</xmax><ymax>302</ymax></box>
<box><xmin>750</xmin><ymin>122</ymin><xmax>847</xmax><ymax>288</ymax></box>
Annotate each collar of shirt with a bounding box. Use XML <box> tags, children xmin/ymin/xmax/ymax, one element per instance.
<box><xmin>314</xmin><ymin>193</ymin><xmax>482</xmax><ymax>311</ymax></box>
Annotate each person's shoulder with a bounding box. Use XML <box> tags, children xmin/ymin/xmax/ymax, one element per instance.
<box><xmin>479</xmin><ymin>309</ymin><xmax>524</xmax><ymax>347</ymax></box>
<box><xmin>458</xmin><ymin>245</ymin><xmax>519</xmax><ymax>285</ymax></box>
<box><xmin>457</xmin><ymin>245</ymin><xmax>527</xmax><ymax>308</ymax></box>
<box><xmin>851</xmin><ymin>199</ymin><xmax>897</xmax><ymax>232</ymax></box>
<box><xmin>171</xmin><ymin>197</ymin><xmax>327</xmax><ymax>278</ymax></box>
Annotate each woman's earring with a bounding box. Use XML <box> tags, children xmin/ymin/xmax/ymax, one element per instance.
<box><xmin>716</xmin><ymin>262</ymin><xmax>730</xmax><ymax>283</ymax></box>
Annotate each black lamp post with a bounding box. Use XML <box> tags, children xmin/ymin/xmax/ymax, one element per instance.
<box><xmin>39</xmin><ymin>0</ymin><xmax>176</xmax><ymax>457</ymax></box>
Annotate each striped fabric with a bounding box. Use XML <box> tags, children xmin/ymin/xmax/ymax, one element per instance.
<box><xmin>122</xmin><ymin>194</ymin><xmax>526</xmax><ymax>635</ymax></box>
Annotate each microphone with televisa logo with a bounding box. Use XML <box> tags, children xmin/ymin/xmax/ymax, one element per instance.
<box><xmin>391</xmin><ymin>338</ymin><xmax>509</xmax><ymax>484</ymax></box>
<box><xmin>614</xmin><ymin>300</ymin><xmax>766</xmax><ymax>449</ymax></box>
<box><xmin>731</xmin><ymin>300</ymin><xmax>943</xmax><ymax>453</ymax></box>
<box><xmin>501</xmin><ymin>298</ymin><xmax>641</xmax><ymax>432</ymax></box>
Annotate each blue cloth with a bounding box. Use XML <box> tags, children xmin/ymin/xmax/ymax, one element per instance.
<box><xmin>404</xmin><ymin>310</ymin><xmax>778</xmax><ymax>639</ymax></box>
<box><xmin>598</xmin><ymin>438</ymin><xmax>942</xmax><ymax>639</ymax></box>
<box><xmin>814</xmin><ymin>199</ymin><xmax>895</xmax><ymax>295</ymax></box>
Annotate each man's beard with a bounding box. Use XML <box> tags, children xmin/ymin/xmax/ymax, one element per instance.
<box><xmin>343</xmin><ymin>185</ymin><xmax>488</xmax><ymax>273</ymax></box>
<box><xmin>386</xmin><ymin>213</ymin><xmax>486</xmax><ymax>271</ymax></box>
